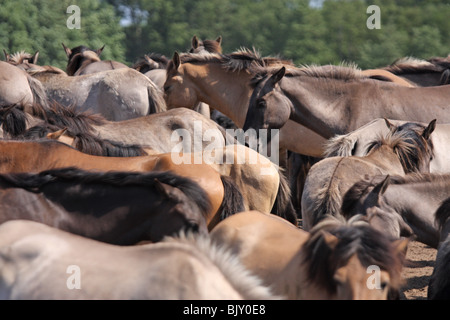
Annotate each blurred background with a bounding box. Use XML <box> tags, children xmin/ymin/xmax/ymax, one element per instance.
<box><xmin>0</xmin><ymin>0</ymin><xmax>449</xmax><ymax>69</ymax></box>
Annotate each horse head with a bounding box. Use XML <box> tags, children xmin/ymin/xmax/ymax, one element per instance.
<box><xmin>341</xmin><ymin>175</ymin><xmax>414</xmax><ymax>240</ymax></box>
<box><xmin>243</xmin><ymin>66</ymin><xmax>291</xmax><ymax>132</ymax></box>
<box><xmin>189</xmin><ymin>35</ymin><xmax>223</xmax><ymax>54</ymax></box>
<box><xmin>303</xmin><ymin>215</ymin><xmax>408</xmax><ymax>300</ymax></box>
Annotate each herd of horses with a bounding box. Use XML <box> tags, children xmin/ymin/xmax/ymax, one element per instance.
<box><xmin>0</xmin><ymin>36</ymin><xmax>449</xmax><ymax>300</ymax></box>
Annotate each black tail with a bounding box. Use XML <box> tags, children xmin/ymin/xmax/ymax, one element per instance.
<box><xmin>218</xmin><ymin>175</ymin><xmax>245</xmax><ymax>221</ymax></box>
<box><xmin>271</xmin><ymin>168</ymin><xmax>298</xmax><ymax>226</ymax></box>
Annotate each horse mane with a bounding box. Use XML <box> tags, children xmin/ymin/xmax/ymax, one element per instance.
<box><xmin>6</xmin><ymin>51</ymin><xmax>34</xmax><ymax>65</ymax></box>
<box><xmin>0</xmin><ymin>167</ymin><xmax>212</xmax><ymax>219</ymax></box>
<box><xmin>0</xmin><ymin>104</ymin><xmax>29</xmax><ymax>137</ymax></box>
<box><xmin>41</xmin><ymin>101</ymin><xmax>107</xmax><ymax>134</ymax></box>
<box><xmin>163</xmin><ymin>231</ymin><xmax>280</xmax><ymax>300</ymax></box>
<box><xmin>302</xmin><ymin>214</ymin><xmax>406</xmax><ymax>294</ymax></box>
<box><xmin>19</xmin><ymin>123</ymin><xmax>147</xmax><ymax>157</ymax></box>
<box><xmin>384</xmin><ymin>56</ymin><xmax>444</xmax><ymax>74</ymax></box>
<box><xmin>250</xmin><ymin>62</ymin><xmax>367</xmax><ymax>89</ymax></box>
<box><xmin>174</xmin><ymin>48</ymin><xmax>293</xmax><ymax>74</ymax></box>
<box><xmin>132</xmin><ymin>53</ymin><xmax>169</xmax><ymax>73</ymax></box>
<box><xmin>365</xmin><ymin>122</ymin><xmax>434</xmax><ymax>173</ymax></box>
<box><xmin>323</xmin><ymin>133</ymin><xmax>356</xmax><ymax>157</ymax></box>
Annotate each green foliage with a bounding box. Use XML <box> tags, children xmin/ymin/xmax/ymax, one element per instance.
<box><xmin>1</xmin><ymin>0</ymin><xmax>449</xmax><ymax>69</ymax></box>
<box><xmin>0</xmin><ymin>0</ymin><xmax>126</xmax><ymax>69</ymax></box>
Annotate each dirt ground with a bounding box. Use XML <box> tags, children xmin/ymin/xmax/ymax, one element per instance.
<box><xmin>400</xmin><ymin>241</ymin><xmax>437</xmax><ymax>300</ymax></box>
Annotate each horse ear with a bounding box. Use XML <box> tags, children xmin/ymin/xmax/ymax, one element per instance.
<box><xmin>321</xmin><ymin>230</ymin><xmax>339</xmax><ymax>250</ymax></box>
<box><xmin>422</xmin><ymin>119</ymin><xmax>436</xmax><ymax>140</ymax></box>
<box><xmin>392</xmin><ymin>238</ymin><xmax>410</xmax><ymax>257</ymax></box>
<box><xmin>384</xmin><ymin>118</ymin><xmax>396</xmax><ymax>131</ymax></box>
<box><xmin>216</xmin><ymin>36</ymin><xmax>222</xmax><ymax>45</ymax></box>
<box><xmin>153</xmin><ymin>178</ymin><xmax>179</xmax><ymax>201</ymax></box>
<box><xmin>191</xmin><ymin>35</ymin><xmax>199</xmax><ymax>49</ymax></box>
<box><xmin>3</xmin><ymin>49</ymin><xmax>10</xmax><ymax>61</ymax></box>
<box><xmin>62</xmin><ymin>43</ymin><xmax>72</xmax><ymax>58</ymax></box>
<box><xmin>96</xmin><ymin>45</ymin><xmax>105</xmax><ymax>57</ymax></box>
<box><xmin>30</xmin><ymin>51</ymin><xmax>39</xmax><ymax>64</ymax></box>
<box><xmin>172</xmin><ymin>51</ymin><xmax>181</xmax><ymax>70</ymax></box>
<box><xmin>373</xmin><ymin>175</ymin><xmax>390</xmax><ymax>201</ymax></box>
<box><xmin>270</xmin><ymin>67</ymin><xmax>286</xmax><ymax>85</ymax></box>
<box><xmin>46</xmin><ymin>128</ymin><xmax>68</xmax><ymax>140</ymax></box>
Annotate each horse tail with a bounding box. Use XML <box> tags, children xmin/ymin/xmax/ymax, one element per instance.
<box><xmin>218</xmin><ymin>175</ymin><xmax>245</xmax><ymax>221</ymax></box>
<box><xmin>147</xmin><ymin>79</ymin><xmax>167</xmax><ymax>114</ymax></box>
<box><xmin>271</xmin><ymin>169</ymin><xmax>298</xmax><ymax>226</ymax></box>
<box><xmin>26</xmin><ymin>75</ymin><xmax>50</xmax><ymax>111</ymax></box>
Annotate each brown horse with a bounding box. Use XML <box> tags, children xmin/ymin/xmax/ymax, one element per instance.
<box><xmin>189</xmin><ymin>35</ymin><xmax>223</xmax><ymax>54</ymax></box>
<box><xmin>0</xmin><ymin>139</ymin><xmax>247</xmax><ymax>230</ymax></box>
<box><xmin>0</xmin><ymin>168</ymin><xmax>211</xmax><ymax>244</ymax></box>
<box><xmin>0</xmin><ymin>221</ymin><xmax>279</xmax><ymax>300</ymax></box>
<box><xmin>62</xmin><ymin>43</ymin><xmax>128</xmax><ymax>76</ymax></box>
<box><xmin>211</xmin><ymin>211</ymin><xmax>408</xmax><ymax>300</ymax></box>
<box><xmin>242</xmin><ymin>64</ymin><xmax>450</xmax><ymax>141</ymax></box>
<box><xmin>301</xmin><ymin>120</ymin><xmax>435</xmax><ymax>230</ymax></box>
<box><xmin>163</xmin><ymin>50</ymin><xmax>327</xmax><ymax>158</ymax></box>
<box><xmin>40</xmin><ymin>128</ymin><xmax>296</xmax><ymax>224</ymax></box>
<box><xmin>382</xmin><ymin>56</ymin><xmax>450</xmax><ymax>87</ymax></box>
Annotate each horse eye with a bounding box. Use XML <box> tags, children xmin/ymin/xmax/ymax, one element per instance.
<box><xmin>380</xmin><ymin>282</ymin><xmax>389</xmax><ymax>291</ymax></box>
<box><xmin>257</xmin><ymin>100</ymin><xmax>266</xmax><ymax>108</ymax></box>
<box><xmin>163</xmin><ymin>85</ymin><xmax>171</xmax><ymax>92</ymax></box>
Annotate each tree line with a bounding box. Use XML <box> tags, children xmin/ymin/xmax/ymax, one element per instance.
<box><xmin>1</xmin><ymin>0</ymin><xmax>449</xmax><ymax>70</ymax></box>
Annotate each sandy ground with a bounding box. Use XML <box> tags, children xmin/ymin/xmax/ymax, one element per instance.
<box><xmin>400</xmin><ymin>241</ymin><xmax>437</xmax><ymax>300</ymax></box>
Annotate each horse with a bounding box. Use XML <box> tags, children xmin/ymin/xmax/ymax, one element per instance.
<box><xmin>0</xmin><ymin>220</ymin><xmax>279</xmax><ymax>300</ymax></box>
<box><xmin>341</xmin><ymin>173</ymin><xmax>450</xmax><ymax>249</ymax></box>
<box><xmin>242</xmin><ymin>64</ymin><xmax>450</xmax><ymax>142</ymax></box>
<box><xmin>189</xmin><ymin>35</ymin><xmax>223</xmax><ymax>54</ymax></box>
<box><xmin>428</xmin><ymin>198</ymin><xmax>450</xmax><ymax>299</ymax></box>
<box><xmin>325</xmin><ymin>118</ymin><xmax>450</xmax><ymax>174</ymax></box>
<box><xmin>37</xmin><ymin>127</ymin><xmax>296</xmax><ymax>225</ymax></box>
<box><xmin>211</xmin><ymin>211</ymin><xmax>408</xmax><ymax>300</ymax></box>
<box><xmin>18</xmin><ymin>124</ymin><xmax>149</xmax><ymax>157</ymax></box>
<box><xmin>164</xmin><ymin>50</ymin><xmax>327</xmax><ymax>158</ymax></box>
<box><xmin>0</xmin><ymin>139</ymin><xmax>248</xmax><ymax>230</ymax></box>
<box><xmin>0</xmin><ymin>168</ymin><xmax>211</xmax><ymax>244</ymax></box>
<box><xmin>0</xmin><ymin>101</ymin><xmax>235</xmax><ymax>154</ymax></box>
<box><xmin>301</xmin><ymin>120</ymin><xmax>435</xmax><ymax>230</ymax></box>
<box><xmin>0</xmin><ymin>60</ymin><xmax>49</xmax><ymax>112</ymax></box>
<box><xmin>62</xmin><ymin>43</ymin><xmax>129</xmax><ymax>76</ymax></box>
<box><xmin>10</xmin><ymin>55</ymin><xmax>165</xmax><ymax>121</ymax></box>
<box><xmin>382</xmin><ymin>56</ymin><xmax>450</xmax><ymax>87</ymax></box>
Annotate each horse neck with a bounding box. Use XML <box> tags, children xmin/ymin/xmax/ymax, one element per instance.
<box><xmin>280</xmin><ymin>76</ymin><xmax>368</xmax><ymax>138</ymax></box>
<box><xmin>183</xmin><ymin>63</ymin><xmax>251</xmax><ymax>127</ymax></box>
<box><xmin>364</xmin><ymin>145</ymin><xmax>405</xmax><ymax>175</ymax></box>
<box><xmin>383</xmin><ymin>181</ymin><xmax>450</xmax><ymax>248</ymax></box>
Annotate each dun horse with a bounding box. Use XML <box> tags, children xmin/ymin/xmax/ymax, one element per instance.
<box><xmin>0</xmin><ymin>220</ymin><xmax>279</xmax><ymax>300</ymax></box>
<box><xmin>9</xmin><ymin>53</ymin><xmax>165</xmax><ymax>121</ymax></box>
<box><xmin>62</xmin><ymin>43</ymin><xmax>128</xmax><ymax>76</ymax></box>
<box><xmin>341</xmin><ymin>173</ymin><xmax>450</xmax><ymax>249</ymax></box>
<box><xmin>211</xmin><ymin>211</ymin><xmax>407</xmax><ymax>300</ymax></box>
<box><xmin>325</xmin><ymin>118</ymin><xmax>450</xmax><ymax>174</ymax></box>
<box><xmin>301</xmin><ymin>120</ymin><xmax>435</xmax><ymax>230</ymax></box>
<box><xmin>243</xmin><ymin>65</ymin><xmax>450</xmax><ymax>142</ymax></box>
